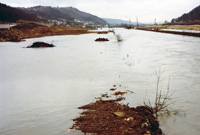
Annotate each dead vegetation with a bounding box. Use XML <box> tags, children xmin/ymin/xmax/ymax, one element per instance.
<box><xmin>27</xmin><ymin>41</ymin><xmax>55</xmax><ymax>48</ymax></box>
<box><xmin>95</xmin><ymin>37</ymin><xmax>109</xmax><ymax>41</ymax></box>
<box><xmin>139</xmin><ymin>24</ymin><xmax>200</xmax><ymax>31</ymax></box>
<box><xmin>0</xmin><ymin>29</ymin><xmax>25</xmax><ymax>42</ymax></box>
<box><xmin>0</xmin><ymin>22</ymin><xmax>95</xmax><ymax>42</ymax></box>
<box><xmin>71</xmin><ymin>86</ymin><xmax>162</xmax><ymax>135</ymax></box>
<box><xmin>136</xmin><ymin>25</ymin><xmax>200</xmax><ymax>37</ymax></box>
<box><xmin>143</xmin><ymin>69</ymin><xmax>175</xmax><ymax>118</ymax></box>
<box><xmin>71</xmin><ymin>70</ymin><xmax>176</xmax><ymax>135</ymax></box>
<box><xmin>97</xmin><ymin>31</ymin><xmax>109</xmax><ymax>34</ymax></box>
<box><xmin>166</xmin><ymin>25</ymin><xmax>200</xmax><ymax>31</ymax></box>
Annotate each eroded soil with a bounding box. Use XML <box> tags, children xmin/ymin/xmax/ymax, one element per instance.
<box><xmin>71</xmin><ymin>86</ymin><xmax>162</xmax><ymax>135</ymax></box>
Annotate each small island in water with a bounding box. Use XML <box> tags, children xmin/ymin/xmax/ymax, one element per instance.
<box><xmin>27</xmin><ymin>42</ymin><xmax>55</xmax><ymax>48</ymax></box>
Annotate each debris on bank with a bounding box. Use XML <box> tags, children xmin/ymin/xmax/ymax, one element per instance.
<box><xmin>136</xmin><ymin>27</ymin><xmax>200</xmax><ymax>38</ymax></box>
<box><xmin>95</xmin><ymin>37</ymin><xmax>109</xmax><ymax>41</ymax></box>
<box><xmin>27</xmin><ymin>42</ymin><xmax>55</xmax><ymax>48</ymax></box>
<box><xmin>96</xmin><ymin>30</ymin><xmax>114</xmax><ymax>34</ymax></box>
<box><xmin>71</xmin><ymin>86</ymin><xmax>162</xmax><ymax>135</ymax></box>
<box><xmin>0</xmin><ymin>22</ymin><xmax>94</xmax><ymax>42</ymax></box>
<box><xmin>97</xmin><ymin>31</ymin><xmax>109</xmax><ymax>34</ymax></box>
<box><xmin>0</xmin><ymin>29</ymin><xmax>24</xmax><ymax>42</ymax></box>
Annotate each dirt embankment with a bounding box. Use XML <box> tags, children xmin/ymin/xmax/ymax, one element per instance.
<box><xmin>71</xmin><ymin>85</ymin><xmax>162</xmax><ymax>135</ymax></box>
<box><xmin>136</xmin><ymin>24</ymin><xmax>200</xmax><ymax>37</ymax></box>
<box><xmin>0</xmin><ymin>23</ymin><xmax>95</xmax><ymax>42</ymax></box>
<box><xmin>140</xmin><ymin>24</ymin><xmax>200</xmax><ymax>31</ymax></box>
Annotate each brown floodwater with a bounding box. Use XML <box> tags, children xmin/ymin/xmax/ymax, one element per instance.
<box><xmin>0</xmin><ymin>28</ymin><xmax>200</xmax><ymax>135</ymax></box>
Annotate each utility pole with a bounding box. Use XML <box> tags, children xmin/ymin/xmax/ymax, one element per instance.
<box><xmin>135</xmin><ymin>16</ymin><xmax>139</xmax><ymax>27</ymax></box>
<box><xmin>154</xmin><ymin>19</ymin><xmax>157</xmax><ymax>25</ymax></box>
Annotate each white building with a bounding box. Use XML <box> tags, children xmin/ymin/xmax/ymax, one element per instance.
<box><xmin>0</xmin><ymin>24</ymin><xmax>10</xmax><ymax>30</ymax></box>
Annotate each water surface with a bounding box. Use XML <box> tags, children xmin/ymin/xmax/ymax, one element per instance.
<box><xmin>0</xmin><ymin>28</ymin><xmax>200</xmax><ymax>135</ymax></box>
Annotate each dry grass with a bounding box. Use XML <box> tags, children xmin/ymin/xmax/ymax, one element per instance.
<box><xmin>143</xmin><ymin>25</ymin><xmax>167</xmax><ymax>29</ymax></box>
<box><xmin>143</xmin><ymin>24</ymin><xmax>200</xmax><ymax>31</ymax></box>
<box><xmin>166</xmin><ymin>25</ymin><xmax>200</xmax><ymax>31</ymax></box>
<box><xmin>0</xmin><ymin>22</ymin><xmax>96</xmax><ymax>42</ymax></box>
<box><xmin>17</xmin><ymin>20</ymin><xmax>51</xmax><ymax>27</ymax></box>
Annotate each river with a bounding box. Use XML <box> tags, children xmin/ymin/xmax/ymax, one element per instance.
<box><xmin>0</xmin><ymin>28</ymin><xmax>200</xmax><ymax>135</ymax></box>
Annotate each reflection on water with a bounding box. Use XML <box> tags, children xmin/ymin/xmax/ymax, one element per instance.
<box><xmin>0</xmin><ymin>28</ymin><xmax>200</xmax><ymax>135</ymax></box>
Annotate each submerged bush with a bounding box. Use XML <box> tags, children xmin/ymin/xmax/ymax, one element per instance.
<box><xmin>143</xmin><ymin>69</ymin><xmax>176</xmax><ymax>118</ymax></box>
<box><xmin>27</xmin><ymin>41</ymin><xmax>55</xmax><ymax>48</ymax></box>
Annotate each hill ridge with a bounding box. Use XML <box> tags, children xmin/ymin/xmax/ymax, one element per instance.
<box><xmin>0</xmin><ymin>3</ymin><xmax>38</xmax><ymax>22</ymax></box>
<box><xmin>0</xmin><ymin>3</ymin><xmax>107</xmax><ymax>26</ymax></box>
<box><xmin>20</xmin><ymin>5</ymin><xmax>107</xmax><ymax>26</ymax></box>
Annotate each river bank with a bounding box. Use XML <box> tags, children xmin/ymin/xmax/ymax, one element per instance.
<box><xmin>71</xmin><ymin>87</ymin><xmax>162</xmax><ymax>135</ymax></box>
<box><xmin>136</xmin><ymin>24</ymin><xmax>200</xmax><ymax>37</ymax></box>
<box><xmin>1</xmin><ymin>28</ymin><xmax>200</xmax><ymax>135</ymax></box>
<box><xmin>0</xmin><ymin>22</ymin><xmax>97</xmax><ymax>42</ymax></box>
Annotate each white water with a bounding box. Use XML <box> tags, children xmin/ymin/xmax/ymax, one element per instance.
<box><xmin>0</xmin><ymin>28</ymin><xmax>200</xmax><ymax>135</ymax></box>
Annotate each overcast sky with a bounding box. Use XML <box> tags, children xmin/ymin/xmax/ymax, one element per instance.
<box><xmin>1</xmin><ymin>0</ymin><xmax>200</xmax><ymax>23</ymax></box>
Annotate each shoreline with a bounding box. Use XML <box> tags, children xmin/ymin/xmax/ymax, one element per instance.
<box><xmin>71</xmin><ymin>86</ymin><xmax>162</xmax><ymax>135</ymax></box>
<box><xmin>136</xmin><ymin>25</ymin><xmax>200</xmax><ymax>37</ymax></box>
<box><xmin>2</xmin><ymin>22</ymin><xmax>200</xmax><ymax>42</ymax></box>
<box><xmin>0</xmin><ymin>23</ymin><xmax>100</xmax><ymax>42</ymax></box>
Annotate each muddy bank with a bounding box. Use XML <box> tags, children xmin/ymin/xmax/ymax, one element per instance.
<box><xmin>136</xmin><ymin>27</ymin><xmax>200</xmax><ymax>37</ymax></box>
<box><xmin>138</xmin><ymin>24</ymin><xmax>200</xmax><ymax>31</ymax></box>
<box><xmin>0</xmin><ymin>22</ymin><xmax>96</xmax><ymax>42</ymax></box>
<box><xmin>71</xmin><ymin>87</ymin><xmax>162</xmax><ymax>135</ymax></box>
<box><xmin>136</xmin><ymin>25</ymin><xmax>200</xmax><ymax>37</ymax></box>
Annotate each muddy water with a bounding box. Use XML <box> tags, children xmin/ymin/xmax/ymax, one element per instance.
<box><xmin>0</xmin><ymin>28</ymin><xmax>200</xmax><ymax>135</ymax></box>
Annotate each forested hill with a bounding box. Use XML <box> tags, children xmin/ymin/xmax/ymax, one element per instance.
<box><xmin>20</xmin><ymin>6</ymin><xmax>107</xmax><ymax>25</ymax></box>
<box><xmin>0</xmin><ymin>3</ymin><xmax>107</xmax><ymax>26</ymax></box>
<box><xmin>0</xmin><ymin>3</ymin><xmax>38</xmax><ymax>22</ymax></box>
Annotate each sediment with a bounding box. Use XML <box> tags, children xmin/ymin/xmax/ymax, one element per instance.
<box><xmin>136</xmin><ymin>25</ymin><xmax>200</xmax><ymax>37</ymax></box>
<box><xmin>71</xmin><ymin>87</ymin><xmax>162</xmax><ymax>135</ymax></box>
